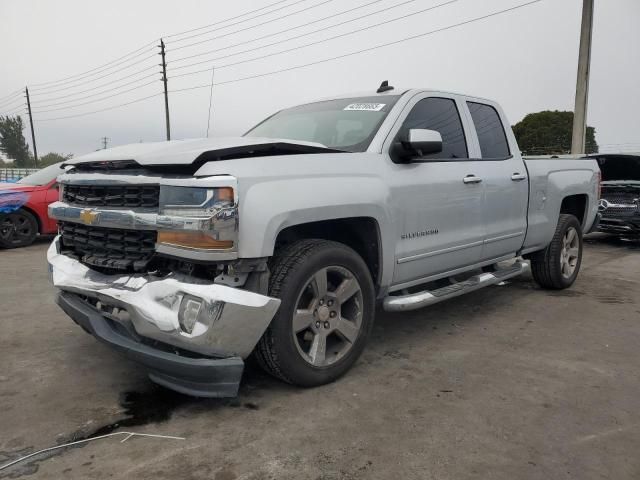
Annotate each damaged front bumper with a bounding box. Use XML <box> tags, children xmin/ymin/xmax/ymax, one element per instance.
<box><xmin>48</xmin><ymin>237</ymin><xmax>280</xmax><ymax>397</ymax></box>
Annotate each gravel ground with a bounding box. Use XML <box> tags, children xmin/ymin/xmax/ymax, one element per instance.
<box><xmin>1</xmin><ymin>234</ymin><xmax>639</xmax><ymax>480</ymax></box>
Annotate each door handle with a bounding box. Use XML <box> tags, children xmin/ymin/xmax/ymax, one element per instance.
<box><xmin>463</xmin><ymin>175</ymin><xmax>482</xmax><ymax>184</ymax></box>
<box><xmin>511</xmin><ymin>173</ymin><xmax>527</xmax><ymax>181</ymax></box>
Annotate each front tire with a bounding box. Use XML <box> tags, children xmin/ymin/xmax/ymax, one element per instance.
<box><xmin>255</xmin><ymin>239</ymin><xmax>375</xmax><ymax>387</ymax></box>
<box><xmin>531</xmin><ymin>214</ymin><xmax>583</xmax><ymax>289</ymax></box>
<box><xmin>0</xmin><ymin>209</ymin><xmax>38</xmax><ymax>248</ymax></box>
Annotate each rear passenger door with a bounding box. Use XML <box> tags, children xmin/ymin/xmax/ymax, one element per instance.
<box><xmin>465</xmin><ymin>101</ymin><xmax>528</xmax><ymax>260</ymax></box>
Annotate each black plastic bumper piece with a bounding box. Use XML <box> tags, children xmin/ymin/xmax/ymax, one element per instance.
<box><xmin>597</xmin><ymin>215</ymin><xmax>640</xmax><ymax>235</ymax></box>
<box><xmin>587</xmin><ymin>212</ymin><xmax>602</xmax><ymax>234</ymax></box>
<box><xmin>56</xmin><ymin>292</ymin><xmax>244</xmax><ymax>398</ymax></box>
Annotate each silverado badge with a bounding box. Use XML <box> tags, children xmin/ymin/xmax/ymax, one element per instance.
<box><xmin>401</xmin><ymin>228</ymin><xmax>439</xmax><ymax>239</ymax></box>
<box><xmin>79</xmin><ymin>208</ymin><xmax>99</xmax><ymax>225</ymax></box>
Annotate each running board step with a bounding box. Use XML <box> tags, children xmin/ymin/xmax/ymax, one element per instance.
<box><xmin>383</xmin><ymin>261</ymin><xmax>529</xmax><ymax>312</ymax></box>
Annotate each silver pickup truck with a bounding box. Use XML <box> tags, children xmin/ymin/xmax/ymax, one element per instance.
<box><xmin>48</xmin><ymin>83</ymin><xmax>600</xmax><ymax>397</ymax></box>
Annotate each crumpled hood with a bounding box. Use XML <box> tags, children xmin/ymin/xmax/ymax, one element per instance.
<box><xmin>63</xmin><ymin>137</ymin><xmax>336</xmax><ymax>167</ymax></box>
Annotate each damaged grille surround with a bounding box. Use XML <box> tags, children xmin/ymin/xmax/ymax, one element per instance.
<box><xmin>59</xmin><ymin>221</ymin><xmax>157</xmax><ymax>272</ymax></box>
<box><xmin>49</xmin><ymin>172</ymin><xmax>240</xmax><ymax>272</ymax></box>
<box><xmin>63</xmin><ymin>184</ymin><xmax>160</xmax><ymax>208</ymax></box>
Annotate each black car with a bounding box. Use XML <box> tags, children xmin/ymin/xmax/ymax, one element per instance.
<box><xmin>593</xmin><ymin>154</ymin><xmax>640</xmax><ymax>235</ymax></box>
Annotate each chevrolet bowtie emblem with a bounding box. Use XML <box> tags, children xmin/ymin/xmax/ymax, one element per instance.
<box><xmin>79</xmin><ymin>208</ymin><xmax>99</xmax><ymax>225</ymax></box>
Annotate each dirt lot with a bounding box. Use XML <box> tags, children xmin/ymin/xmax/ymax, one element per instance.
<box><xmin>1</xmin><ymin>235</ymin><xmax>639</xmax><ymax>479</ymax></box>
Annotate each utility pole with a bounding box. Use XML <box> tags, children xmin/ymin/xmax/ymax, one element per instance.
<box><xmin>571</xmin><ymin>0</ymin><xmax>594</xmax><ymax>155</ymax></box>
<box><xmin>25</xmin><ymin>87</ymin><xmax>38</xmax><ymax>168</ymax></box>
<box><xmin>159</xmin><ymin>39</ymin><xmax>171</xmax><ymax>141</ymax></box>
<box><xmin>101</xmin><ymin>136</ymin><xmax>109</xmax><ymax>149</ymax></box>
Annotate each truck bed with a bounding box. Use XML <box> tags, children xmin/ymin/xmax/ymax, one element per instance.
<box><xmin>521</xmin><ymin>157</ymin><xmax>600</xmax><ymax>254</ymax></box>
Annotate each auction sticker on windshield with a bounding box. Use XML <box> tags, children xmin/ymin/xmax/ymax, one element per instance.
<box><xmin>343</xmin><ymin>103</ymin><xmax>386</xmax><ymax>111</ymax></box>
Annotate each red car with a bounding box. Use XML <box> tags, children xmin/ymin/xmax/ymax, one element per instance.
<box><xmin>0</xmin><ymin>163</ymin><xmax>64</xmax><ymax>248</ymax></box>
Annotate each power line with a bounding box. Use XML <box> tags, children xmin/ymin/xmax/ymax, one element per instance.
<box><xmin>168</xmin><ymin>0</ymin><xmax>335</xmax><ymax>51</ymax></box>
<box><xmin>29</xmin><ymin>62</ymin><xmax>158</xmax><ymax>98</ymax></box>
<box><xmin>32</xmin><ymin>0</ymin><xmax>544</xmax><ymax>124</ymax></box>
<box><xmin>0</xmin><ymin>89</ymin><xmax>23</xmax><ymax>103</ymax></box>
<box><xmin>32</xmin><ymin>80</ymin><xmax>159</xmax><ymax>114</ymax></box>
<box><xmin>34</xmin><ymin>92</ymin><xmax>163</xmax><ymax>122</ymax></box>
<box><xmin>0</xmin><ymin>106</ymin><xmax>27</xmax><ymax>117</ymax></box>
<box><xmin>170</xmin><ymin>0</ymin><xmax>544</xmax><ymax>91</ymax></box>
<box><xmin>170</xmin><ymin>0</ymin><xmax>459</xmax><ymax>77</ymax></box>
<box><xmin>206</xmin><ymin>67</ymin><xmax>215</xmax><ymax>137</ymax></box>
<box><xmin>30</xmin><ymin>54</ymin><xmax>157</xmax><ymax>94</ymax></box>
<box><xmin>0</xmin><ymin>94</ymin><xmax>23</xmax><ymax>110</ymax></box>
<box><xmin>167</xmin><ymin>0</ymin><xmax>397</xmax><ymax>64</ymax></box>
<box><xmin>29</xmin><ymin>41</ymin><xmax>157</xmax><ymax>88</ymax></box>
<box><xmin>0</xmin><ymin>1</ymin><xmax>322</xmax><ymax>100</ymax></box>
<box><xmin>0</xmin><ymin>98</ymin><xmax>26</xmax><ymax>111</ymax></box>
<box><xmin>2</xmin><ymin>0</ymin><xmax>322</xmax><ymax>98</ymax></box>
<box><xmin>165</xmin><ymin>0</ymin><xmax>291</xmax><ymax>39</ymax></box>
<box><xmin>30</xmin><ymin>66</ymin><xmax>159</xmax><ymax>104</ymax></box>
<box><xmin>167</xmin><ymin>0</ymin><xmax>320</xmax><ymax>44</ymax></box>
<box><xmin>31</xmin><ymin>73</ymin><xmax>160</xmax><ymax>109</ymax></box>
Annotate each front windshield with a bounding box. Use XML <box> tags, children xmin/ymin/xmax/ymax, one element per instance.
<box><xmin>245</xmin><ymin>95</ymin><xmax>401</xmax><ymax>152</ymax></box>
<box><xmin>16</xmin><ymin>162</ymin><xmax>65</xmax><ymax>186</ymax></box>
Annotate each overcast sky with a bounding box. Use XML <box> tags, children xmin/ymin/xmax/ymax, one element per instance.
<box><xmin>0</xmin><ymin>0</ymin><xmax>638</xmax><ymax>158</ymax></box>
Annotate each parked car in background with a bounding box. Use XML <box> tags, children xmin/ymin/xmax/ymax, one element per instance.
<box><xmin>0</xmin><ymin>163</ymin><xmax>64</xmax><ymax>248</ymax></box>
<box><xmin>592</xmin><ymin>153</ymin><xmax>640</xmax><ymax>235</ymax></box>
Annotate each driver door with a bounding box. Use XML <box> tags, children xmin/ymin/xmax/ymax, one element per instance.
<box><xmin>387</xmin><ymin>95</ymin><xmax>486</xmax><ymax>288</ymax></box>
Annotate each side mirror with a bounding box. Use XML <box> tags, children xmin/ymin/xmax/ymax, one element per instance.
<box><xmin>405</xmin><ymin>129</ymin><xmax>443</xmax><ymax>157</ymax></box>
<box><xmin>389</xmin><ymin>128</ymin><xmax>442</xmax><ymax>163</ymax></box>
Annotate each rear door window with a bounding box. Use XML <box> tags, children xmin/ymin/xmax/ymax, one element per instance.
<box><xmin>467</xmin><ymin>102</ymin><xmax>510</xmax><ymax>159</ymax></box>
<box><xmin>399</xmin><ymin>97</ymin><xmax>468</xmax><ymax>159</ymax></box>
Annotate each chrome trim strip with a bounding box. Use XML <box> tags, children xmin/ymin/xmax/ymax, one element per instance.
<box><xmin>49</xmin><ymin>202</ymin><xmax>237</xmax><ymax>234</ymax></box>
<box><xmin>156</xmin><ymin>243</ymin><xmax>238</xmax><ymax>261</ymax></box>
<box><xmin>483</xmin><ymin>231</ymin><xmax>525</xmax><ymax>245</ymax></box>
<box><xmin>50</xmin><ymin>203</ymin><xmax>157</xmax><ymax>229</ymax></box>
<box><xmin>397</xmin><ymin>232</ymin><xmax>524</xmax><ymax>265</ymax></box>
<box><xmin>390</xmin><ymin>253</ymin><xmax>516</xmax><ymax>292</ymax></box>
<box><xmin>598</xmin><ymin>198</ymin><xmax>638</xmax><ymax>212</ymax></box>
<box><xmin>397</xmin><ymin>240</ymin><xmax>484</xmax><ymax>264</ymax></box>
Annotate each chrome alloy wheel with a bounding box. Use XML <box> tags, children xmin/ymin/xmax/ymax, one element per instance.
<box><xmin>292</xmin><ymin>266</ymin><xmax>364</xmax><ymax>367</ymax></box>
<box><xmin>560</xmin><ymin>226</ymin><xmax>580</xmax><ymax>279</ymax></box>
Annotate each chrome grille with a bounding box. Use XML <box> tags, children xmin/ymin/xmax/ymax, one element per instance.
<box><xmin>59</xmin><ymin>221</ymin><xmax>156</xmax><ymax>272</ymax></box>
<box><xmin>63</xmin><ymin>184</ymin><xmax>160</xmax><ymax>208</ymax></box>
<box><xmin>601</xmin><ymin>191</ymin><xmax>639</xmax><ymax>218</ymax></box>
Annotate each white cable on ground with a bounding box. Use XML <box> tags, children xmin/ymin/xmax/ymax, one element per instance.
<box><xmin>0</xmin><ymin>431</ymin><xmax>185</xmax><ymax>472</ymax></box>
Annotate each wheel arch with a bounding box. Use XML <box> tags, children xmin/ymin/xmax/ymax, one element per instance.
<box><xmin>560</xmin><ymin>194</ymin><xmax>588</xmax><ymax>228</ymax></box>
<box><xmin>273</xmin><ymin>217</ymin><xmax>383</xmax><ymax>292</ymax></box>
<box><xmin>19</xmin><ymin>205</ymin><xmax>42</xmax><ymax>233</ymax></box>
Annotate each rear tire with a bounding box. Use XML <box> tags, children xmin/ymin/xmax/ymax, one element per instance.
<box><xmin>255</xmin><ymin>239</ymin><xmax>375</xmax><ymax>387</ymax></box>
<box><xmin>531</xmin><ymin>214</ymin><xmax>583</xmax><ymax>289</ymax></box>
<box><xmin>0</xmin><ymin>209</ymin><xmax>38</xmax><ymax>248</ymax></box>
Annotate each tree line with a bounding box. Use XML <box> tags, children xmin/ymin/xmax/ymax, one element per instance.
<box><xmin>0</xmin><ymin>116</ymin><xmax>72</xmax><ymax>168</ymax></box>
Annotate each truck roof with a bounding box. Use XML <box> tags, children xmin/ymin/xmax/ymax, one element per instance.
<box><xmin>312</xmin><ymin>87</ymin><xmax>498</xmax><ymax>106</ymax></box>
